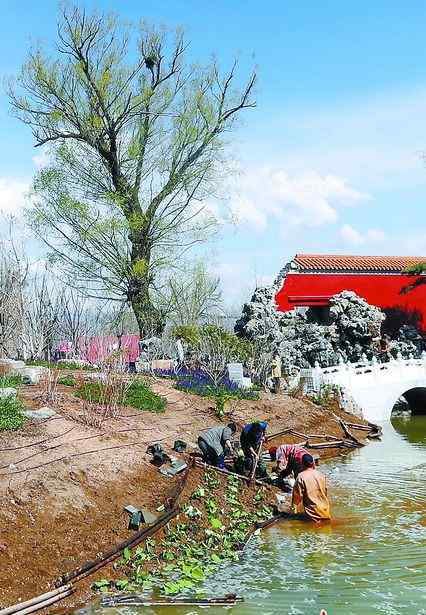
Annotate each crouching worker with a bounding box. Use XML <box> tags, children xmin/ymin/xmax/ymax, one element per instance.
<box><xmin>198</xmin><ymin>423</ymin><xmax>236</xmax><ymax>468</ymax></box>
<box><xmin>240</xmin><ymin>421</ymin><xmax>268</xmax><ymax>459</ymax></box>
<box><xmin>291</xmin><ymin>453</ymin><xmax>331</xmax><ymax>522</ymax></box>
<box><xmin>270</xmin><ymin>443</ymin><xmax>310</xmax><ymax>491</ymax></box>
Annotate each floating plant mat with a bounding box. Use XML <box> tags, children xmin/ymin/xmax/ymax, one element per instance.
<box><xmin>92</xmin><ymin>467</ymin><xmax>275</xmax><ymax>597</ymax></box>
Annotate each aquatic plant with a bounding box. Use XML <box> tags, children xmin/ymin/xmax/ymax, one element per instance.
<box><xmin>93</xmin><ymin>470</ymin><xmax>272</xmax><ymax>596</ymax></box>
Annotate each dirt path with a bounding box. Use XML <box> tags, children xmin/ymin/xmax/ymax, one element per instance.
<box><xmin>0</xmin><ymin>375</ymin><xmax>371</xmax><ymax>610</ymax></box>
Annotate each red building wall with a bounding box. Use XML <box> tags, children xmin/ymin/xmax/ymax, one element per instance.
<box><xmin>275</xmin><ymin>273</ymin><xmax>426</xmax><ymax>329</ymax></box>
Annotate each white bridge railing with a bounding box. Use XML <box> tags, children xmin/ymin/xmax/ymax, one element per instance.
<box><xmin>308</xmin><ymin>351</ymin><xmax>426</xmax><ymax>422</ymax></box>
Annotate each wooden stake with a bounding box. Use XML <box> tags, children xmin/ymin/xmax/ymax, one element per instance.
<box><xmin>339</xmin><ymin>419</ymin><xmax>365</xmax><ymax>447</ymax></box>
<box><xmin>102</xmin><ymin>594</ymin><xmax>243</xmax><ymax>607</ymax></box>
<box><xmin>249</xmin><ymin>435</ymin><xmax>265</xmax><ymax>484</ymax></box>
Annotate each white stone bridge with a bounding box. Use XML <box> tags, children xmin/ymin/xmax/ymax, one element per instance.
<box><xmin>310</xmin><ymin>353</ymin><xmax>426</xmax><ymax>423</ymax></box>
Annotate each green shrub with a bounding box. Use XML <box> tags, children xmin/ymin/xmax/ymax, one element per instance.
<box><xmin>76</xmin><ymin>380</ymin><xmax>166</xmax><ymax>413</ymax></box>
<box><xmin>25</xmin><ymin>359</ymin><xmax>51</xmax><ymax>367</ymax></box>
<box><xmin>0</xmin><ymin>374</ymin><xmax>23</xmax><ymax>388</ymax></box>
<box><xmin>172</xmin><ymin>325</ymin><xmax>201</xmax><ymax>346</ymax></box>
<box><xmin>310</xmin><ymin>383</ymin><xmax>340</xmax><ymax>407</ymax></box>
<box><xmin>176</xmin><ymin>380</ymin><xmax>259</xmax><ymax>404</ymax></box>
<box><xmin>215</xmin><ymin>393</ymin><xmax>229</xmax><ymax>419</ymax></box>
<box><xmin>58</xmin><ymin>375</ymin><xmax>76</xmax><ymax>387</ymax></box>
<box><xmin>76</xmin><ymin>381</ymin><xmax>105</xmax><ymax>403</ymax></box>
<box><xmin>201</xmin><ymin>325</ymin><xmax>253</xmax><ymax>363</ymax></box>
<box><xmin>0</xmin><ymin>395</ymin><xmax>26</xmax><ymax>431</ymax></box>
<box><xmin>125</xmin><ymin>381</ymin><xmax>166</xmax><ymax>412</ymax></box>
<box><xmin>57</xmin><ymin>361</ymin><xmax>97</xmax><ymax>371</ymax></box>
<box><xmin>172</xmin><ymin>324</ymin><xmax>253</xmax><ymax>363</ymax></box>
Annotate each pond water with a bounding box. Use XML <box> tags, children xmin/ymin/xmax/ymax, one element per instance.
<box><xmin>83</xmin><ymin>416</ymin><xmax>426</xmax><ymax>615</ymax></box>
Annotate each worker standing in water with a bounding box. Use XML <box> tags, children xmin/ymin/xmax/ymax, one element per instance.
<box><xmin>291</xmin><ymin>453</ymin><xmax>331</xmax><ymax>522</ymax></box>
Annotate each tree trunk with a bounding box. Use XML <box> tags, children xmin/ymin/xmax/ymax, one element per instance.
<box><xmin>129</xmin><ymin>281</ymin><xmax>164</xmax><ymax>338</ymax></box>
<box><xmin>127</xmin><ymin>207</ymin><xmax>164</xmax><ymax>339</ymax></box>
<box><xmin>128</xmin><ymin>267</ymin><xmax>164</xmax><ymax>339</ymax></box>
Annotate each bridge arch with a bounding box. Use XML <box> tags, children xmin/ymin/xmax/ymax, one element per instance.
<box><xmin>380</xmin><ymin>380</ymin><xmax>426</xmax><ymax>422</ymax></box>
<box><xmin>391</xmin><ymin>387</ymin><xmax>426</xmax><ymax>416</ymax></box>
<box><xmin>312</xmin><ymin>355</ymin><xmax>426</xmax><ymax>422</ymax></box>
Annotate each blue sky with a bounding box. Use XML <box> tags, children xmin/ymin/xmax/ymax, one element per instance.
<box><xmin>2</xmin><ymin>1</ymin><xmax>426</xmax><ymax>305</ymax></box>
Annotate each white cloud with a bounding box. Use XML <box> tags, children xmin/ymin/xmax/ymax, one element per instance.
<box><xmin>212</xmin><ymin>261</ymin><xmax>256</xmax><ymax>305</ymax></box>
<box><xmin>227</xmin><ymin>167</ymin><xmax>369</xmax><ymax>232</ymax></box>
<box><xmin>246</xmin><ymin>86</ymin><xmax>426</xmax><ymax>194</ymax></box>
<box><xmin>340</xmin><ymin>224</ymin><xmax>363</xmax><ymax>245</ymax></box>
<box><xmin>340</xmin><ymin>224</ymin><xmax>386</xmax><ymax>246</ymax></box>
<box><xmin>366</xmin><ymin>229</ymin><xmax>386</xmax><ymax>242</ymax></box>
<box><xmin>0</xmin><ymin>177</ymin><xmax>29</xmax><ymax>215</ymax></box>
<box><xmin>228</xmin><ymin>194</ymin><xmax>269</xmax><ymax>230</ymax></box>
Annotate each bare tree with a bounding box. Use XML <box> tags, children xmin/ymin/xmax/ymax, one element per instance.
<box><xmin>9</xmin><ymin>5</ymin><xmax>256</xmax><ymax>336</ymax></box>
<box><xmin>250</xmin><ymin>340</ymin><xmax>273</xmax><ymax>388</ymax></box>
<box><xmin>158</xmin><ymin>261</ymin><xmax>222</xmax><ymax>326</ymax></box>
<box><xmin>19</xmin><ymin>273</ymin><xmax>63</xmax><ymax>360</ymax></box>
<box><xmin>0</xmin><ymin>220</ymin><xmax>28</xmax><ymax>358</ymax></box>
<box><xmin>58</xmin><ymin>290</ymin><xmax>105</xmax><ymax>357</ymax></box>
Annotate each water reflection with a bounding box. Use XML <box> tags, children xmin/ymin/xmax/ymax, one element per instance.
<box><xmin>82</xmin><ymin>419</ymin><xmax>426</xmax><ymax>615</ymax></box>
<box><xmin>391</xmin><ymin>414</ymin><xmax>426</xmax><ymax>444</ymax></box>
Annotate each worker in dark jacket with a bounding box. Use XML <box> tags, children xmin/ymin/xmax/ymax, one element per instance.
<box><xmin>240</xmin><ymin>420</ymin><xmax>268</xmax><ymax>459</ymax></box>
<box><xmin>198</xmin><ymin>423</ymin><xmax>236</xmax><ymax>468</ymax></box>
<box><xmin>239</xmin><ymin>421</ymin><xmax>268</xmax><ymax>477</ymax></box>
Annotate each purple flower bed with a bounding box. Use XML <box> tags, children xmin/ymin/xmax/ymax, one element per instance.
<box><xmin>153</xmin><ymin>367</ymin><xmax>259</xmax><ymax>400</ymax></box>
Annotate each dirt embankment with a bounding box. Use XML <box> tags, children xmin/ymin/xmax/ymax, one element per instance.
<box><xmin>0</xmin><ymin>374</ymin><xmax>372</xmax><ymax>611</ymax></box>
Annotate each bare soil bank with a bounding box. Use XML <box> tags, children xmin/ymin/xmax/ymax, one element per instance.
<box><xmin>0</xmin><ymin>374</ymin><xmax>371</xmax><ymax>611</ymax></box>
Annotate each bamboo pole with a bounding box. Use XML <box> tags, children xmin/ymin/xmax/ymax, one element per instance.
<box><xmin>339</xmin><ymin>419</ymin><xmax>365</xmax><ymax>447</ymax></box>
<box><xmin>193</xmin><ymin>460</ymin><xmax>266</xmax><ymax>487</ymax></box>
<box><xmin>12</xmin><ymin>589</ymin><xmax>73</xmax><ymax>615</ymax></box>
<box><xmin>345</xmin><ymin>422</ymin><xmax>372</xmax><ymax>431</ymax></box>
<box><xmin>102</xmin><ymin>595</ymin><xmax>243</xmax><ymax>607</ymax></box>
<box><xmin>265</xmin><ymin>428</ymin><xmax>292</xmax><ymax>442</ymax></box>
<box><xmin>305</xmin><ymin>434</ymin><xmax>343</xmax><ymax>441</ymax></box>
<box><xmin>0</xmin><ymin>586</ymin><xmax>73</xmax><ymax>615</ymax></box>
<box><xmin>367</xmin><ymin>421</ymin><xmax>382</xmax><ymax>433</ymax></box>
<box><xmin>249</xmin><ymin>435</ymin><xmax>265</xmax><ymax>484</ymax></box>
<box><xmin>0</xmin><ymin>441</ymin><xmax>147</xmax><ymax>478</ymax></box>
<box><xmin>55</xmin><ymin>509</ymin><xmax>179</xmax><ymax>587</ymax></box>
<box><xmin>305</xmin><ymin>441</ymin><xmax>344</xmax><ymax>449</ymax></box>
<box><xmin>255</xmin><ymin>512</ymin><xmax>290</xmax><ymax>529</ymax></box>
<box><xmin>288</xmin><ymin>430</ymin><xmax>309</xmax><ymax>439</ymax></box>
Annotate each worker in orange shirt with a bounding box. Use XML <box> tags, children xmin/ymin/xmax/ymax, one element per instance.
<box><xmin>291</xmin><ymin>453</ymin><xmax>331</xmax><ymax>522</ymax></box>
